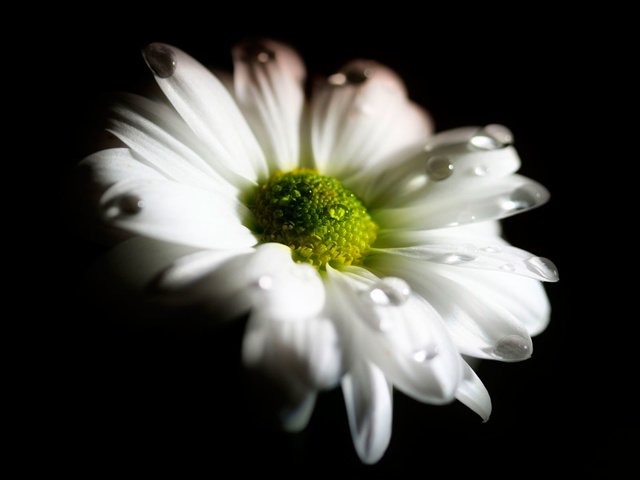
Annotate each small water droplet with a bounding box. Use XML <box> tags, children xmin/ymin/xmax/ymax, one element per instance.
<box><xmin>120</xmin><ymin>195</ymin><xmax>144</xmax><ymax>214</ymax></box>
<box><xmin>441</xmin><ymin>253</ymin><xmax>475</xmax><ymax>265</ymax></box>
<box><xmin>143</xmin><ymin>43</ymin><xmax>176</xmax><ymax>78</ymax></box>
<box><xmin>525</xmin><ymin>257</ymin><xmax>559</xmax><ymax>281</ymax></box>
<box><xmin>469</xmin><ymin>133</ymin><xmax>501</xmax><ymax>150</ymax></box>
<box><xmin>368</xmin><ymin>277</ymin><xmax>411</xmax><ymax>306</ymax></box>
<box><xmin>343</xmin><ymin>66</ymin><xmax>372</xmax><ymax>85</ymax></box>
<box><xmin>484</xmin><ymin>124</ymin><xmax>514</xmax><ymax>145</ymax></box>
<box><xmin>500</xmin><ymin>263</ymin><xmax>515</xmax><ymax>272</ymax></box>
<box><xmin>481</xmin><ymin>246</ymin><xmax>500</xmax><ymax>253</ymax></box>
<box><xmin>473</xmin><ymin>165</ymin><xmax>489</xmax><ymax>176</ymax></box>
<box><xmin>507</xmin><ymin>184</ymin><xmax>545</xmax><ymax>211</ymax></box>
<box><xmin>239</xmin><ymin>42</ymin><xmax>276</xmax><ymax>63</ymax></box>
<box><xmin>326</xmin><ymin>203</ymin><xmax>349</xmax><ymax>220</ymax></box>
<box><xmin>412</xmin><ymin>345</ymin><xmax>439</xmax><ymax>362</ymax></box>
<box><xmin>426</xmin><ymin>156</ymin><xmax>454</xmax><ymax>181</ymax></box>
<box><xmin>257</xmin><ymin>275</ymin><xmax>273</xmax><ymax>290</ymax></box>
<box><xmin>492</xmin><ymin>335</ymin><xmax>532</xmax><ymax>361</ymax></box>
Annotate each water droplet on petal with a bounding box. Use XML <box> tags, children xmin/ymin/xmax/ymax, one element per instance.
<box><xmin>426</xmin><ymin>156</ymin><xmax>454</xmax><ymax>181</ymax></box>
<box><xmin>257</xmin><ymin>275</ymin><xmax>273</xmax><ymax>290</ymax></box>
<box><xmin>343</xmin><ymin>66</ymin><xmax>372</xmax><ymax>85</ymax></box>
<box><xmin>500</xmin><ymin>263</ymin><xmax>515</xmax><ymax>272</ymax></box>
<box><xmin>368</xmin><ymin>277</ymin><xmax>411</xmax><ymax>306</ymax></box>
<box><xmin>492</xmin><ymin>335</ymin><xmax>532</xmax><ymax>361</ymax></box>
<box><xmin>413</xmin><ymin>345</ymin><xmax>439</xmax><ymax>362</ymax></box>
<box><xmin>120</xmin><ymin>195</ymin><xmax>144</xmax><ymax>214</ymax></box>
<box><xmin>469</xmin><ymin>133</ymin><xmax>501</xmax><ymax>150</ymax></box>
<box><xmin>143</xmin><ymin>43</ymin><xmax>177</xmax><ymax>78</ymax></box>
<box><xmin>481</xmin><ymin>246</ymin><xmax>500</xmax><ymax>253</ymax></box>
<box><xmin>525</xmin><ymin>256</ymin><xmax>559</xmax><ymax>281</ymax></box>
<box><xmin>506</xmin><ymin>184</ymin><xmax>546</xmax><ymax>211</ymax></box>
<box><xmin>441</xmin><ymin>253</ymin><xmax>475</xmax><ymax>265</ymax></box>
<box><xmin>473</xmin><ymin>165</ymin><xmax>489</xmax><ymax>176</ymax></box>
<box><xmin>484</xmin><ymin>124</ymin><xmax>514</xmax><ymax>145</ymax></box>
<box><xmin>239</xmin><ymin>42</ymin><xmax>276</xmax><ymax>63</ymax></box>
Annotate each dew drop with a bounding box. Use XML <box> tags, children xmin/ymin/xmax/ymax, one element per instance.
<box><xmin>257</xmin><ymin>275</ymin><xmax>274</xmax><ymax>290</ymax></box>
<box><xmin>500</xmin><ymin>263</ymin><xmax>515</xmax><ymax>272</ymax></box>
<box><xmin>492</xmin><ymin>335</ymin><xmax>532</xmax><ymax>361</ymax></box>
<box><xmin>326</xmin><ymin>203</ymin><xmax>349</xmax><ymax>220</ymax></box>
<box><xmin>368</xmin><ymin>277</ymin><xmax>411</xmax><ymax>306</ymax></box>
<box><xmin>426</xmin><ymin>156</ymin><xmax>454</xmax><ymax>181</ymax></box>
<box><xmin>469</xmin><ymin>133</ymin><xmax>501</xmax><ymax>150</ymax></box>
<box><xmin>239</xmin><ymin>42</ymin><xmax>276</xmax><ymax>63</ymax></box>
<box><xmin>412</xmin><ymin>345</ymin><xmax>439</xmax><ymax>362</ymax></box>
<box><xmin>506</xmin><ymin>184</ymin><xmax>545</xmax><ymax>211</ymax></box>
<box><xmin>484</xmin><ymin>124</ymin><xmax>514</xmax><ymax>145</ymax></box>
<box><xmin>481</xmin><ymin>246</ymin><xmax>501</xmax><ymax>253</ymax></box>
<box><xmin>525</xmin><ymin>256</ymin><xmax>559</xmax><ymax>281</ymax></box>
<box><xmin>473</xmin><ymin>165</ymin><xmax>489</xmax><ymax>176</ymax></box>
<box><xmin>441</xmin><ymin>253</ymin><xmax>475</xmax><ymax>265</ymax></box>
<box><xmin>120</xmin><ymin>195</ymin><xmax>144</xmax><ymax>214</ymax></box>
<box><xmin>143</xmin><ymin>43</ymin><xmax>177</xmax><ymax>78</ymax></box>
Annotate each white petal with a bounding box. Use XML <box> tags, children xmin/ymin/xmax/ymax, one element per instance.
<box><xmin>374</xmin><ymin>241</ymin><xmax>558</xmax><ymax>282</ymax></box>
<box><xmin>108</xmin><ymin>94</ymin><xmax>239</xmax><ymax>195</ymax></box>
<box><xmin>143</xmin><ymin>43</ymin><xmax>268</xmax><ymax>183</ymax></box>
<box><xmin>100</xmin><ymin>178</ymin><xmax>257</xmax><ymax>250</ymax></box>
<box><xmin>375</xmin><ymin>221</ymin><xmax>502</xmax><ymax>247</ymax></box>
<box><xmin>456</xmin><ymin>361</ymin><xmax>492</xmax><ymax>422</ymax></box>
<box><xmin>80</xmin><ymin>148</ymin><xmax>165</xmax><ymax>188</ymax></box>
<box><xmin>368</xmin><ymin>254</ymin><xmax>534</xmax><ymax>361</ymax></box>
<box><xmin>327</xmin><ymin>267</ymin><xmax>462</xmax><ymax>403</ymax></box>
<box><xmin>281</xmin><ymin>392</ymin><xmax>317</xmax><ymax>433</ymax></box>
<box><xmin>232</xmin><ymin>39</ymin><xmax>305</xmax><ymax>172</ymax></box>
<box><xmin>362</xmin><ymin>137</ymin><xmax>522</xmax><ymax>209</ymax></box>
<box><xmin>181</xmin><ymin>243</ymin><xmax>325</xmax><ymax>322</ymax></box>
<box><xmin>311</xmin><ymin>60</ymin><xmax>432</xmax><ymax>178</ymax></box>
<box><xmin>373</xmin><ymin>174</ymin><xmax>549</xmax><ymax>230</ymax></box>
<box><xmin>242</xmin><ymin>313</ymin><xmax>342</xmax><ymax>390</ymax></box>
<box><xmin>342</xmin><ymin>360</ymin><xmax>392</xmax><ymax>464</ymax></box>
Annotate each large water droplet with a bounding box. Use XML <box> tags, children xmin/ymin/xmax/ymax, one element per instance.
<box><xmin>368</xmin><ymin>277</ymin><xmax>411</xmax><ymax>306</ymax></box>
<box><xmin>469</xmin><ymin>124</ymin><xmax>513</xmax><ymax>150</ymax></box>
<box><xmin>441</xmin><ymin>253</ymin><xmax>476</xmax><ymax>265</ymax></box>
<box><xmin>506</xmin><ymin>184</ymin><xmax>545</xmax><ymax>211</ymax></box>
<box><xmin>412</xmin><ymin>345</ymin><xmax>439</xmax><ymax>362</ymax></box>
<box><xmin>525</xmin><ymin>256</ymin><xmax>559</xmax><ymax>282</ymax></box>
<box><xmin>120</xmin><ymin>195</ymin><xmax>144</xmax><ymax>214</ymax></box>
<box><xmin>426</xmin><ymin>156</ymin><xmax>454</xmax><ymax>181</ymax></box>
<box><xmin>143</xmin><ymin>43</ymin><xmax>176</xmax><ymax>78</ymax></box>
<box><xmin>484</xmin><ymin>124</ymin><xmax>514</xmax><ymax>145</ymax></box>
<box><xmin>492</xmin><ymin>335</ymin><xmax>532</xmax><ymax>361</ymax></box>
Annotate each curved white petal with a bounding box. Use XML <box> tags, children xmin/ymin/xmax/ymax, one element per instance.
<box><xmin>342</xmin><ymin>360</ymin><xmax>392</xmax><ymax>464</ymax></box>
<box><xmin>142</xmin><ymin>43</ymin><xmax>268</xmax><ymax>183</ymax></box>
<box><xmin>456</xmin><ymin>361</ymin><xmax>492</xmax><ymax>422</ymax></box>
<box><xmin>232</xmin><ymin>39</ymin><xmax>305</xmax><ymax>172</ymax></box>
<box><xmin>100</xmin><ymin>178</ymin><xmax>256</xmax><ymax>250</ymax></box>
<box><xmin>311</xmin><ymin>60</ymin><xmax>432</xmax><ymax>178</ymax></box>
<box><xmin>373</xmin><ymin>174</ymin><xmax>549</xmax><ymax>230</ymax></box>
<box><xmin>375</xmin><ymin>221</ymin><xmax>502</xmax><ymax>247</ymax></box>
<box><xmin>243</xmin><ymin>313</ymin><xmax>342</xmax><ymax>391</ymax></box>
<box><xmin>367</xmin><ymin>254</ymin><xmax>534</xmax><ymax>361</ymax></box>
<box><xmin>362</xmin><ymin>138</ymin><xmax>522</xmax><ymax>209</ymax></box>
<box><xmin>180</xmin><ymin>243</ymin><xmax>325</xmax><ymax>322</ymax></box>
<box><xmin>108</xmin><ymin>94</ymin><xmax>239</xmax><ymax>195</ymax></box>
<box><xmin>80</xmin><ymin>148</ymin><xmax>165</xmax><ymax>189</ymax></box>
<box><xmin>374</xmin><ymin>241</ymin><xmax>558</xmax><ymax>282</ymax></box>
<box><xmin>327</xmin><ymin>266</ymin><xmax>462</xmax><ymax>403</ymax></box>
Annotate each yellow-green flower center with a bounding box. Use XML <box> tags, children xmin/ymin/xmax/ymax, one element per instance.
<box><xmin>250</xmin><ymin>169</ymin><xmax>378</xmax><ymax>268</ymax></box>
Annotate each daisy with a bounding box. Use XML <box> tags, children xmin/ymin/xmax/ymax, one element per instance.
<box><xmin>81</xmin><ymin>39</ymin><xmax>558</xmax><ymax>464</ymax></box>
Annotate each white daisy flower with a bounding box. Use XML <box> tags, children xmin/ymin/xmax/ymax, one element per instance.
<box><xmin>81</xmin><ymin>39</ymin><xmax>558</xmax><ymax>464</ymax></box>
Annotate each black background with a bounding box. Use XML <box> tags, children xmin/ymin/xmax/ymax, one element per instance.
<box><xmin>31</xmin><ymin>6</ymin><xmax>631</xmax><ymax>476</ymax></box>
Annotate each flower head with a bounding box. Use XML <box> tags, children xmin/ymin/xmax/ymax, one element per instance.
<box><xmin>81</xmin><ymin>39</ymin><xmax>558</xmax><ymax>464</ymax></box>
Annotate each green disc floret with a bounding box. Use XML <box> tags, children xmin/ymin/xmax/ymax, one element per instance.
<box><xmin>250</xmin><ymin>169</ymin><xmax>378</xmax><ymax>268</ymax></box>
